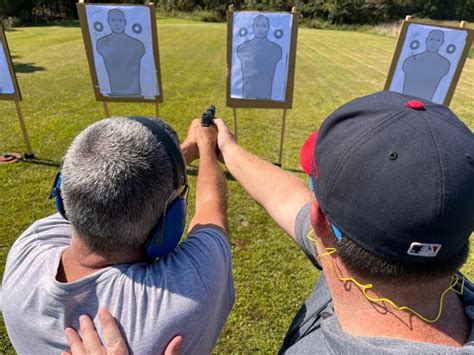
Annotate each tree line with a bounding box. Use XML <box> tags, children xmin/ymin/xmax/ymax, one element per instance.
<box><xmin>1</xmin><ymin>0</ymin><xmax>473</xmax><ymax>24</ymax></box>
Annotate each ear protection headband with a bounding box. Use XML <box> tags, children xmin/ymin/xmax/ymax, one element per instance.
<box><xmin>49</xmin><ymin>117</ymin><xmax>189</xmax><ymax>259</ymax></box>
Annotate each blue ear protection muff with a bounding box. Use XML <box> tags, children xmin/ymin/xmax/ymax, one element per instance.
<box><xmin>49</xmin><ymin>117</ymin><xmax>189</xmax><ymax>260</ymax></box>
<box><xmin>49</xmin><ymin>160</ymin><xmax>67</xmax><ymax>220</ymax></box>
<box><xmin>130</xmin><ymin>117</ymin><xmax>189</xmax><ymax>259</ymax></box>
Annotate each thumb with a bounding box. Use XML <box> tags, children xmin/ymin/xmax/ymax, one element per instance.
<box><xmin>213</xmin><ymin>118</ymin><xmax>228</xmax><ymax>132</ymax></box>
<box><xmin>164</xmin><ymin>336</ymin><xmax>182</xmax><ymax>355</ymax></box>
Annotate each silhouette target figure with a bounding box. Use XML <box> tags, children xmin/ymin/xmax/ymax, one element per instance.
<box><xmin>402</xmin><ymin>29</ymin><xmax>450</xmax><ymax>101</ymax></box>
<box><xmin>97</xmin><ymin>9</ymin><xmax>145</xmax><ymax>96</ymax></box>
<box><xmin>237</xmin><ymin>15</ymin><xmax>282</xmax><ymax>99</ymax></box>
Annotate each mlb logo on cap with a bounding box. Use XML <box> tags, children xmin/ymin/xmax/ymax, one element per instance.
<box><xmin>407</xmin><ymin>242</ymin><xmax>442</xmax><ymax>257</ymax></box>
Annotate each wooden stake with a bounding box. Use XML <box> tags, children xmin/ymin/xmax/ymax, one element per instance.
<box><xmin>460</xmin><ymin>21</ymin><xmax>467</xmax><ymax>28</ymax></box>
<box><xmin>103</xmin><ymin>102</ymin><xmax>110</xmax><ymax>117</ymax></box>
<box><xmin>401</xmin><ymin>16</ymin><xmax>413</xmax><ymax>34</ymax></box>
<box><xmin>14</xmin><ymin>100</ymin><xmax>33</xmax><ymax>158</ymax></box>
<box><xmin>277</xmin><ymin>109</ymin><xmax>287</xmax><ymax>167</ymax></box>
<box><xmin>232</xmin><ymin>108</ymin><xmax>238</xmax><ymax>142</ymax></box>
<box><xmin>155</xmin><ymin>102</ymin><xmax>160</xmax><ymax>117</ymax></box>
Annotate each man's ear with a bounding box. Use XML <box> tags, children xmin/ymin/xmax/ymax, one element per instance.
<box><xmin>310</xmin><ymin>199</ymin><xmax>332</xmax><ymax>242</ymax></box>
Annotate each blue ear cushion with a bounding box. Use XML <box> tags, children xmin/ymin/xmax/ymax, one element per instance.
<box><xmin>54</xmin><ymin>175</ymin><xmax>68</xmax><ymax>220</ymax></box>
<box><xmin>55</xmin><ymin>195</ymin><xmax>67</xmax><ymax>220</ymax></box>
<box><xmin>146</xmin><ymin>196</ymin><xmax>187</xmax><ymax>259</ymax></box>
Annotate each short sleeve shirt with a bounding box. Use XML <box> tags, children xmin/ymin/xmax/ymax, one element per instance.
<box><xmin>2</xmin><ymin>213</ymin><xmax>235</xmax><ymax>354</ymax></box>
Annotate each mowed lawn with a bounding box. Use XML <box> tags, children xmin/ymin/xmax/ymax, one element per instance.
<box><xmin>0</xmin><ymin>18</ymin><xmax>473</xmax><ymax>353</ymax></box>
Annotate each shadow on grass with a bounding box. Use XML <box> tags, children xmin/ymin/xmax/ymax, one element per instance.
<box><xmin>11</xmin><ymin>55</ymin><xmax>46</xmax><ymax>73</ymax></box>
<box><xmin>21</xmin><ymin>157</ymin><xmax>59</xmax><ymax>168</ymax></box>
<box><xmin>186</xmin><ymin>165</ymin><xmax>236</xmax><ymax>181</ymax></box>
<box><xmin>10</xmin><ymin>20</ymin><xmax>80</xmax><ymax>28</ymax></box>
<box><xmin>13</xmin><ymin>62</ymin><xmax>46</xmax><ymax>74</ymax></box>
<box><xmin>38</xmin><ymin>20</ymin><xmax>80</xmax><ymax>28</ymax></box>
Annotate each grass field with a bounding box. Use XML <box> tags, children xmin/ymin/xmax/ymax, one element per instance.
<box><xmin>0</xmin><ymin>18</ymin><xmax>473</xmax><ymax>353</ymax></box>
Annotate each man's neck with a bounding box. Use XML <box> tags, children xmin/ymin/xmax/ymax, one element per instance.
<box><xmin>57</xmin><ymin>232</ymin><xmax>144</xmax><ymax>283</ymax></box>
<box><xmin>321</xmin><ymin>256</ymin><xmax>469</xmax><ymax>347</ymax></box>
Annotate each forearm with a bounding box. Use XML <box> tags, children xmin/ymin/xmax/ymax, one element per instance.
<box><xmin>180</xmin><ymin>139</ymin><xmax>198</xmax><ymax>165</ymax></box>
<box><xmin>222</xmin><ymin>143</ymin><xmax>312</xmax><ymax>240</ymax></box>
<box><xmin>189</xmin><ymin>150</ymin><xmax>228</xmax><ymax>235</ymax></box>
<box><xmin>196</xmin><ymin>154</ymin><xmax>227</xmax><ymax>210</ymax></box>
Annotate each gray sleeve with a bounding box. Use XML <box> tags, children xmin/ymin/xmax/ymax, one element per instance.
<box><xmin>5</xmin><ymin>213</ymin><xmax>71</xmax><ymax>266</ymax></box>
<box><xmin>294</xmin><ymin>203</ymin><xmax>321</xmax><ymax>269</ymax></box>
<box><xmin>181</xmin><ymin>227</ymin><xmax>235</xmax><ymax>313</ymax></box>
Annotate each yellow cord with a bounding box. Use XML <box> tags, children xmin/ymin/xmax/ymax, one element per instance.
<box><xmin>306</xmin><ymin>229</ymin><xmax>464</xmax><ymax>323</ymax></box>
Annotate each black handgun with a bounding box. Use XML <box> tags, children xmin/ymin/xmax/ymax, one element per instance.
<box><xmin>201</xmin><ymin>105</ymin><xmax>216</xmax><ymax>127</ymax></box>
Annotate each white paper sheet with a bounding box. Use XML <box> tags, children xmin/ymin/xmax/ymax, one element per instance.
<box><xmin>0</xmin><ymin>40</ymin><xmax>15</xmax><ymax>95</ymax></box>
<box><xmin>231</xmin><ymin>12</ymin><xmax>293</xmax><ymax>102</ymax></box>
<box><xmin>86</xmin><ymin>5</ymin><xmax>159</xmax><ymax>98</ymax></box>
<box><xmin>389</xmin><ymin>24</ymin><xmax>468</xmax><ymax>104</ymax></box>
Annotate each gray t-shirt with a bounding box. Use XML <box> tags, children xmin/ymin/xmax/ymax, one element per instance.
<box><xmin>2</xmin><ymin>213</ymin><xmax>235</xmax><ymax>354</ymax></box>
<box><xmin>280</xmin><ymin>203</ymin><xmax>474</xmax><ymax>354</ymax></box>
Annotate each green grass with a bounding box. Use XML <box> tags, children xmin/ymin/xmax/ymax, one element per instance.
<box><xmin>0</xmin><ymin>17</ymin><xmax>473</xmax><ymax>353</ymax></box>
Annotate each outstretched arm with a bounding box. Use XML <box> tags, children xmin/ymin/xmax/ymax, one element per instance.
<box><xmin>214</xmin><ymin>119</ymin><xmax>312</xmax><ymax>241</ymax></box>
<box><xmin>187</xmin><ymin>120</ymin><xmax>228</xmax><ymax>237</ymax></box>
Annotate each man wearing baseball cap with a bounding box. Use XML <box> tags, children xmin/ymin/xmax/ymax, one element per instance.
<box><xmin>214</xmin><ymin>91</ymin><xmax>474</xmax><ymax>352</ymax></box>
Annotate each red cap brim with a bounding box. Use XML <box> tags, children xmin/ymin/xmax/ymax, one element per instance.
<box><xmin>300</xmin><ymin>130</ymin><xmax>318</xmax><ymax>176</ymax></box>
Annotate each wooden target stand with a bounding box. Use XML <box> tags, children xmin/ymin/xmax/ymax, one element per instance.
<box><xmin>77</xmin><ymin>0</ymin><xmax>163</xmax><ymax>118</ymax></box>
<box><xmin>0</xmin><ymin>24</ymin><xmax>34</xmax><ymax>165</ymax></box>
<box><xmin>227</xmin><ymin>6</ymin><xmax>299</xmax><ymax>167</ymax></box>
<box><xmin>231</xmin><ymin>107</ymin><xmax>288</xmax><ymax>167</ymax></box>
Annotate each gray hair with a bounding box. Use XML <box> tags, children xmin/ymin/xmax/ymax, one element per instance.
<box><xmin>61</xmin><ymin>117</ymin><xmax>178</xmax><ymax>255</ymax></box>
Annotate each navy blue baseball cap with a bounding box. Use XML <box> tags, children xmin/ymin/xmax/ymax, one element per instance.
<box><xmin>312</xmin><ymin>91</ymin><xmax>474</xmax><ymax>262</ymax></box>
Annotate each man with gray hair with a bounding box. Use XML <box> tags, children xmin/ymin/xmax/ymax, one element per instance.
<box><xmin>2</xmin><ymin>117</ymin><xmax>234</xmax><ymax>354</ymax></box>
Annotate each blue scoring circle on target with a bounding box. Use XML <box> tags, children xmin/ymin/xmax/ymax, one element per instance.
<box><xmin>132</xmin><ymin>23</ymin><xmax>143</xmax><ymax>34</ymax></box>
<box><xmin>93</xmin><ymin>21</ymin><xmax>104</xmax><ymax>32</ymax></box>
<box><xmin>410</xmin><ymin>40</ymin><xmax>420</xmax><ymax>50</ymax></box>
<box><xmin>446</xmin><ymin>44</ymin><xmax>456</xmax><ymax>54</ymax></box>
<box><xmin>239</xmin><ymin>27</ymin><xmax>248</xmax><ymax>37</ymax></box>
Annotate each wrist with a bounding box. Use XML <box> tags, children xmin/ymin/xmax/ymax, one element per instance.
<box><xmin>180</xmin><ymin>140</ymin><xmax>199</xmax><ymax>165</ymax></box>
<box><xmin>221</xmin><ymin>140</ymin><xmax>238</xmax><ymax>157</ymax></box>
<box><xmin>199</xmin><ymin>145</ymin><xmax>218</xmax><ymax>159</ymax></box>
